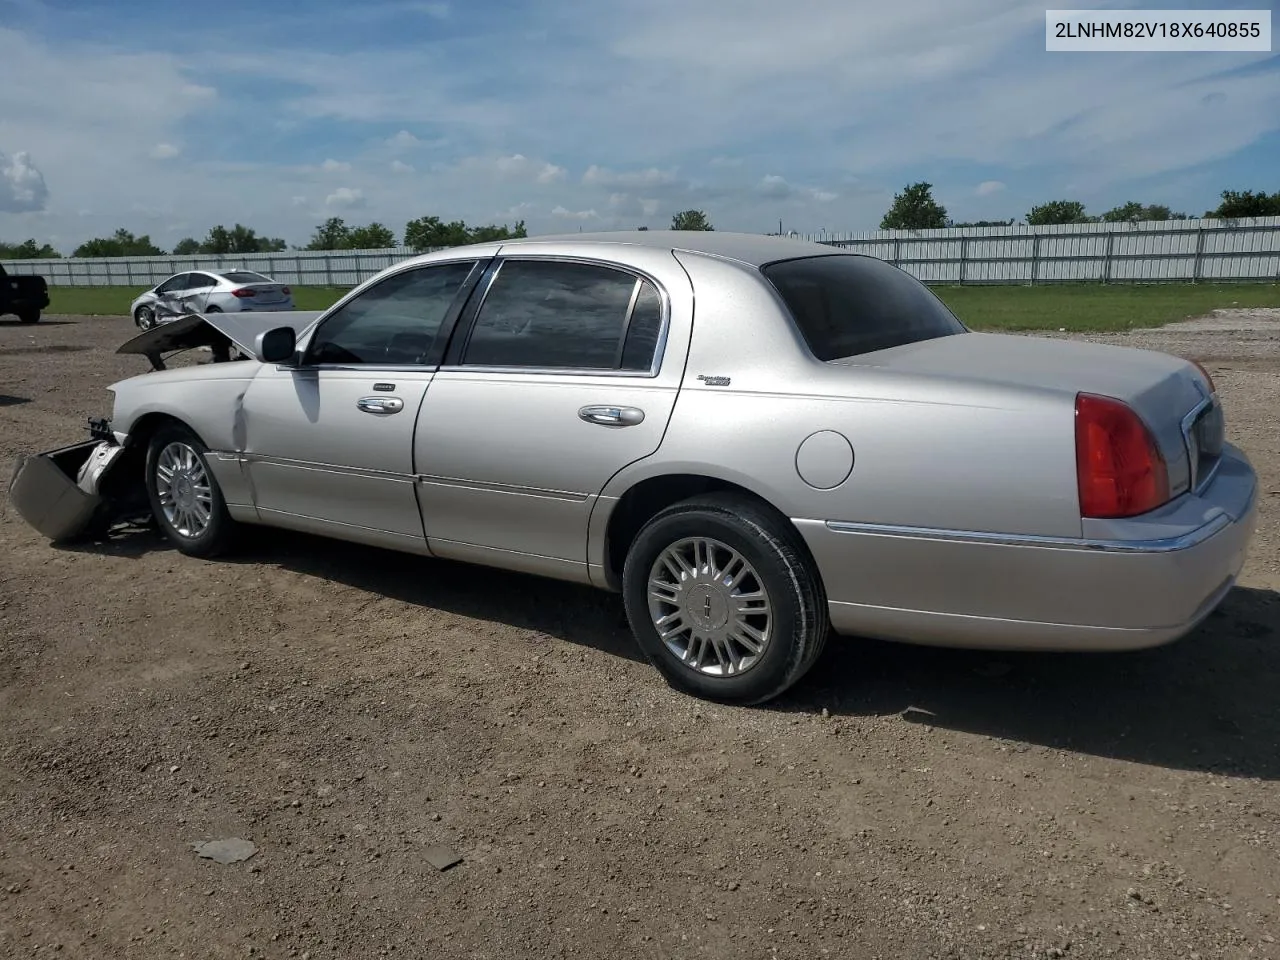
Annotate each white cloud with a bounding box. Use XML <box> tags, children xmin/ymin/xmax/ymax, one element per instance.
<box><xmin>465</xmin><ymin>153</ymin><xmax>567</xmax><ymax>184</ymax></box>
<box><xmin>976</xmin><ymin>180</ymin><xmax>1006</xmax><ymax>196</ymax></box>
<box><xmin>150</xmin><ymin>143</ymin><xmax>181</xmax><ymax>160</ymax></box>
<box><xmin>551</xmin><ymin>205</ymin><xmax>599</xmax><ymax>221</ymax></box>
<box><xmin>386</xmin><ymin>130</ymin><xmax>420</xmax><ymax>149</ymax></box>
<box><xmin>325</xmin><ymin>187</ymin><xmax>366</xmax><ymax>209</ymax></box>
<box><xmin>582</xmin><ymin>165</ymin><xmax>681</xmax><ymax>190</ymax></box>
<box><xmin>291</xmin><ymin>196</ymin><xmax>308</xmax><ymax>206</ymax></box>
<box><xmin>410</xmin><ymin>1</ymin><xmax>450</xmax><ymax>18</ymax></box>
<box><xmin>0</xmin><ymin>150</ymin><xmax>49</xmax><ymax>213</ymax></box>
<box><xmin>0</xmin><ymin>4</ymin><xmax>1276</xmax><ymax>250</ymax></box>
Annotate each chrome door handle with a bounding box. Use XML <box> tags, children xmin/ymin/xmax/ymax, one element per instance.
<box><xmin>357</xmin><ymin>396</ymin><xmax>404</xmax><ymax>415</ymax></box>
<box><xmin>578</xmin><ymin>405</ymin><xmax>645</xmax><ymax>426</ymax></box>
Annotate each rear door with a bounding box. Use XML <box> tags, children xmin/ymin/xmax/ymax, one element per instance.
<box><xmin>413</xmin><ymin>254</ymin><xmax>691</xmax><ymax>579</ymax></box>
<box><xmin>178</xmin><ymin>272</ymin><xmax>220</xmax><ymax>314</ymax></box>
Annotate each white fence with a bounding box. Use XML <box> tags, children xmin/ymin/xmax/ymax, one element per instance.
<box><xmin>791</xmin><ymin>216</ymin><xmax>1280</xmax><ymax>284</ymax></box>
<box><xmin>4</xmin><ymin>216</ymin><xmax>1280</xmax><ymax>287</ymax></box>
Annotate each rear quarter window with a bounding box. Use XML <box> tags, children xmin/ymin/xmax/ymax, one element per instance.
<box><xmin>760</xmin><ymin>254</ymin><xmax>966</xmax><ymax>361</ymax></box>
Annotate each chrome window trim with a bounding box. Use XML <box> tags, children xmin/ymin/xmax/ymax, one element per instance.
<box><xmin>446</xmin><ymin>254</ymin><xmax>672</xmax><ymax>379</ymax></box>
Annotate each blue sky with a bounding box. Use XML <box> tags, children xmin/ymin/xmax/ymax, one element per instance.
<box><xmin>0</xmin><ymin>0</ymin><xmax>1276</xmax><ymax>251</ymax></box>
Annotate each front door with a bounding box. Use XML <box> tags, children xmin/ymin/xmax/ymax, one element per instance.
<box><xmin>152</xmin><ymin>273</ymin><xmax>191</xmax><ymax>321</ymax></box>
<box><xmin>414</xmin><ymin>255</ymin><xmax>691</xmax><ymax>578</ymax></box>
<box><xmin>239</xmin><ymin>258</ymin><xmax>484</xmax><ymax>549</ymax></box>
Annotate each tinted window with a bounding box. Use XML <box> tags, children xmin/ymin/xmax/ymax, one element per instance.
<box><xmin>189</xmin><ymin>273</ymin><xmax>217</xmax><ymax>289</ymax></box>
<box><xmin>620</xmin><ymin>280</ymin><xmax>663</xmax><ymax>371</ymax></box>
<box><xmin>223</xmin><ymin>271</ymin><xmax>270</xmax><ymax>283</ymax></box>
<box><xmin>761</xmin><ymin>255</ymin><xmax>966</xmax><ymax>361</ymax></box>
<box><xmin>462</xmin><ymin>260</ymin><xmax>641</xmax><ymax>369</ymax></box>
<box><xmin>307</xmin><ymin>261</ymin><xmax>475</xmax><ymax>365</ymax></box>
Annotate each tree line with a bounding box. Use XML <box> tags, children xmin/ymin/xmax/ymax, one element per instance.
<box><xmin>0</xmin><ymin>209</ymin><xmax>717</xmax><ymax>260</ymax></box>
<box><xmin>4</xmin><ymin>189</ymin><xmax>1273</xmax><ymax>261</ymax></box>
<box><xmin>879</xmin><ymin>182</ymin><xmax>1280</xmax><ymax>230</ymax></box>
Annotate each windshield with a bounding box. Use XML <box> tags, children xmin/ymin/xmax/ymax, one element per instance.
<box><xmin>761</xmin><ymin>254</ymin><xmax>967</xmax><ymax>361</ymax></box>
<box><xmin>222</xmin><ymin>271</ymin><xmax>271</xmax><ymax>284</ymax></box>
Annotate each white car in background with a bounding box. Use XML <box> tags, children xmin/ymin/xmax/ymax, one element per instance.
<box><xmin>130</xmin><ymin>269</ymin><xmax>294</xmax><ymax>329</ymax></box>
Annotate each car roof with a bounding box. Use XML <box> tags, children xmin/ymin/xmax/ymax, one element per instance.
<box><xmin>494</xmin><ymin>230</ymin><xmax>841</xmax><ymax>267</ymax></box>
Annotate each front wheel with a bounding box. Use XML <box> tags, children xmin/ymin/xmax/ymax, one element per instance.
<box><xmin>17</xmin><ymin>309</ymin><xmax>40</xmax><ymax>324</ymax></box>
<box><xmin>622</xmin><ymin>493</ymin><xmax>829</xmax><ymax>705</ymax></box>
<box><xmin>144</xmin><ymin>423</ymin><xmax>238</xmax><ymax>558</ymax></box>
<box><xmin>134</xmin><ymin>305</ymin><xmax>155</xmax><ymax>329</ymax></box>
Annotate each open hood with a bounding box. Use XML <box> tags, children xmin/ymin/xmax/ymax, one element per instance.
<box><xmin>116</xmin><ymin>310</ymin><xmax>322</xmax><ymax>370</ymax></box>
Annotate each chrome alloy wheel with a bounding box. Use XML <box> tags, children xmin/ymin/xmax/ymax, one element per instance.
<box><xmin>154</xmin><ymin>441</ymin><xmax>213</xmax><ymax>538</ymax></box>
<box><xmin>646</xmin><ymin>537</ymin><xmax>773</xmax><ymax>677</ymax></box>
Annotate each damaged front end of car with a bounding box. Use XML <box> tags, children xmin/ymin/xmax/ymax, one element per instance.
<box><xmin>7</xmin><ymin>416</ymin><xmax>151</xmax><ymax>542</ymax></box>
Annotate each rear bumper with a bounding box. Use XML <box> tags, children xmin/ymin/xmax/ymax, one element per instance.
<box><xmin>794</xmin><ymin>443</ymin><xmax>1258</xmax><ymax>651</ymax></box>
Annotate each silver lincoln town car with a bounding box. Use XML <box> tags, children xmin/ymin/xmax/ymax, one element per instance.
<box><xmin>9</xmin><ymin>231</ymin><xmax>1258</xmax><ymax>705</ymax></box>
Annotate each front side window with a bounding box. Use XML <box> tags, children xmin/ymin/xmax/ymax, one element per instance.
<box><xmin>306</xmin><ymin>260</ymin><xmax>476</xmax><ymax>365</ymax></box>
<box><xmin>461</xmin><ymin>259</ymin><xmax>663</xmax><ymax>371</ymax></box>
<box><xmin>761</xmin><ymin>254</ymin><xmax>967</xmax><ymax>361</ymax></box>
<box><xmin>155</xmin><ymin>274</ymin><xmax>189</xmax><ymax>295</ymax></box>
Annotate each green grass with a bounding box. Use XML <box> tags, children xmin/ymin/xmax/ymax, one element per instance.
<box><xmin>932</xmin><ymin>282</ymin><xmax>1280</xmax><ymax>332</ymax></box>
<box><xmin>43</xmin><ymin>281</ymin><xmax>1280</xmax><ymax>333</ymax></box>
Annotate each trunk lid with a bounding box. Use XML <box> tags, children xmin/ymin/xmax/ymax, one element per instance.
<box><xmin>235</xmin><ymin>282</ymin><xmax>288</xmax><ymax>303</ymax></box>
<box><xmin>835</xmin><ymin>331</ymin><xmax>1220</xmax><ymax>499</ymax></box>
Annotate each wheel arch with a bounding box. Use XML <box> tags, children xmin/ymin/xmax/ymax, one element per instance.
<box><xmin>594</xmin><ymin>469</ymin><xmax>819</xmax><ymax>592</ymax></box>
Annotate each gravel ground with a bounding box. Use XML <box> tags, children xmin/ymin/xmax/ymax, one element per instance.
<box><xmin>2</xmin><ymin>309</ymin><xmax>1278</xmax><ymax>960</ymax></box>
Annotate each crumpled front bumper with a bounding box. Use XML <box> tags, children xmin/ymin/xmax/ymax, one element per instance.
<box><xmin>8</xmin><ymin>419</ymin><xmax>130</xmax><ymax>542</ymax></box>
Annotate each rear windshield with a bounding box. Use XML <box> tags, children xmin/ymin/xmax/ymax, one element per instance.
<box><xmin>761</xmin><ymin>254</ymin><xmax>966</xmax><ymax>361</ymax></box>
<box><xmin>222</xmin><ymin>271</ymin><xmax>271</xmax><ymax>283</ymax></box>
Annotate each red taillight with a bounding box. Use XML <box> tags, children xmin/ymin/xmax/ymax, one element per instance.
<box><xmin>1074</xmin><ymin>393</ymin><xmax>1170</xmax><ymax>519</ymax></box>
<box><xmin>231</xmin><ymin>288</ymin><xmax>256</xmax><ymax>298</ymax></box>
<box><xmin>1190</xmin><ymin>360</ymin><xmax>1215</xmax><ymax>393</ymax></box>
<box><xmin>281</xmin><ymin>286</ymin><xmax>291</xmax><ymax>295</ymax></box>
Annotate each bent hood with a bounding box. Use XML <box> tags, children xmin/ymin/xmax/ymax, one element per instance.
<box><xmin>116</xmin><ymin>310</ymin><xmax>322</xmax><ymax>360</ymax></box>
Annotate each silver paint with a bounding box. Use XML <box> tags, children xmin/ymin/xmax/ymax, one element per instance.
<box><xmin>96</xmin><ymin>230</ymin><xmax>1258</xmax><ymax>656</ymax></box>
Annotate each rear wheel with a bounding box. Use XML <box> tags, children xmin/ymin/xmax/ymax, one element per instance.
<box><xmin>134</xmin><ymin>305</ymin><xmax>155</xmax><ymax>329</ymax></box>
<box><xmin>622</xmin><ymin>492</ymin><xmax>829</xmax><ymax>705</ymax></box>
<box><xmin>17</xmin><ymin>309</ymin><xmax>39</xmax><ymax>324</ymax></box>
<box><xmin>144</xmin><ymin>423</ymin><xmax>238</xmax><ymax>558</ymax></box>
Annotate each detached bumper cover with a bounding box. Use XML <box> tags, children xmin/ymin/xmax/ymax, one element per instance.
<box><xmin>8</xmin><ymin>432</ymin><xmax>125</xmax><ymax>542</ymax></box>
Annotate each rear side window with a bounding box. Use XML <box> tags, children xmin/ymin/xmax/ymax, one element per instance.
<box><xmin>761</xmin><ymin>255</ymin><xmax>966</xmax><ymax>361</ymax></box>
<box><xmin>462</xmin><ymin>260</ymin><xmax>664</xmax><ymax>371</ymax></box>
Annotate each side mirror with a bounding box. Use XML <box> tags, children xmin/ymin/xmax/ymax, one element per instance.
<box><xmin>254</xmin><ymin>326</ymin><xmax>297</xmax><ymax>364</ymax></box>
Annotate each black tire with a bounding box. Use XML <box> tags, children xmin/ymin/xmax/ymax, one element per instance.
<box><xmin>134</xmin><ymin>305</ymin><xmax>155</xmax><ymax>329</ymax></box>
<box><xmin>144</xmin><ymin>422</ymin><xmax>238</xmax><ymax>558</ymax></box>
<box><xmin>204</xmin><ymin>305</ymin><xmax>222</xmax><ymax>313</ymax></box>
<box><xmin>17</xmin><ymin>309</ymin><xmax>40</xmax><ymax>324</ymax></box>
<box><xmin>621</xmin><ymin>492</ymin><xmax>829</xmax><ymax>705</ymax></box>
